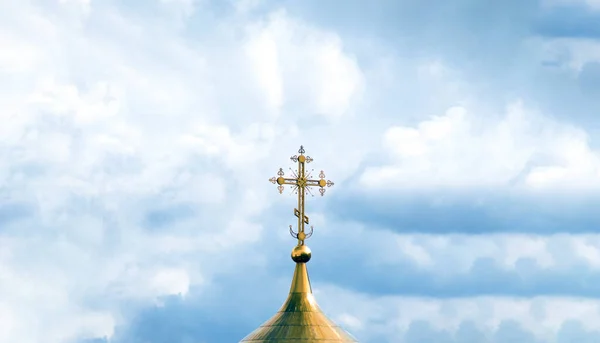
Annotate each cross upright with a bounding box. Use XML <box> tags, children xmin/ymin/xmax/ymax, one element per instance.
<box><xmin>269</xmin><ymin>145</ymin><xmax>335</xmax><ymax>246</ymax></box>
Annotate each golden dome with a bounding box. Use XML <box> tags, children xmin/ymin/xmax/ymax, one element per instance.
<box><xmin>242</xmin><ymin>146</ymin><xmax>358</xmax><ymax>342</ymax></box>
<box><xmin>239</xmin><ymin>247</ymin><xmax>358</xmax><ymax>343</ymax></box>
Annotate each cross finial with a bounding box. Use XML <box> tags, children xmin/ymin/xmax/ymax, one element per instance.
<box><xmin>268</xmin><ymin>146</ymin><xmax>335</xmax><ymax>246</ymax></box>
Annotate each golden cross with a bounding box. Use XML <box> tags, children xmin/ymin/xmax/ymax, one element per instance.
<box><xmin>269</xmin><ymin>145</ymin><xmax>334</xmax><ymax>246</ymax></box>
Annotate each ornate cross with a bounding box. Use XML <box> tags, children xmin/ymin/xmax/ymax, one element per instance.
<box><xmin>269</xmin><ymin>145</ymin><xmax>335</xmax><ymax>246</ymax></box>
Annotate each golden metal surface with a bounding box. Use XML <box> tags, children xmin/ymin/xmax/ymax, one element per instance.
<box><xmin>239</xmin><ymin>257</ymin><xmax>358</xmax><ymax>343</ymax></box>
<box><xmin>239</xmin><ymin>146</ymin><xmax>357</xmax><ymax>343</ymax></box>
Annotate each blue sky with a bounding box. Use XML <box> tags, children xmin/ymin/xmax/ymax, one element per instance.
<box><xmin>1</xmin><ymin>0</ymin><xmax>600</xmax><ymax>342</ymax></box>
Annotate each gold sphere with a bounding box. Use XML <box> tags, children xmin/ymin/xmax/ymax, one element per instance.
<box><xmin>291</xmin><ymin>245</ymin><xmax>312</xmax><ymax>263</ymax></box>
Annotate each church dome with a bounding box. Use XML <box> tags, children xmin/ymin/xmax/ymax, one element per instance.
<box><xmin>240</xmin><ymin>146</ymin><xmax>358</xmax><ymax>343</ymax></box>
<box><xmin>239</xmin><ymin>249</ymin><xmax>358</xmax><ymax>342</ymax></box>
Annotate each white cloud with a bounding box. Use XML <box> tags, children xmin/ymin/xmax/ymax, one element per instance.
<box><xmin>329</xmin><ymin>223</ymin><xmax>600</xmax><ymax>272</ymax></box>
<box><xmin>150</xmin><ymin>269</ymin><xmax>191</xmax><ymax>296</ymax></box>
<box><xmin>1</xmin><ymin>1</ymin><xmax>600</xmax><ymax>343</ymax></box>
<box><xmin>0</xmin><ymin>31</ymin><xmax>39</xmax><ymax>73</ymax></box>
<box><xmin>234</xmin><ymin>0</ymin><xmax>264</xmax><ymax>13</ymax></box>
<box><xmin>572</xmin><ymin>239</ymin><xmax>600</xmax><ymax>268</ymax></box>
<box><xmin>243</xmin><ymin>10</ymin><xmax>364</xmax><ymax>117</ymax></box>
<box><xmin>318</xmin><ymin>288</ymin><xmax>600</xmax><ymax>342</ymax></box>
<box><xmin>58</xmin><ymin>0</ymin><xmax>92</xmax><ymax>16</ymax></box>
<box><xmin>244</xmin><ymin>25</ymin><xmax>284</xmax><ymax>111</ymax></box>
<box><xmin>541</xmin><ymin>0</ymin><xmax>600</xmax><ymax>11</ymax></box>
<box><xmin>0</xmin><ymin>2</ymin><xmax>372</xmax><ymax>342</ymax></box>
<box><xmin>159</xmin><ymin>0</ymin><xmax>198</xmax><ymax>24</ymax></box>
<box><xmin>397</xmin><ymin>238</ymin><xmax>435</xmax><ymax>267</ymax></box>
<box><xmin>537</xmin><ymin>37</ymin><xmax>600</xmax><ymax>72</ymax></box>
<box><xmin>361</xmin><ymin>101</ymin><xmax>600</xmax><ymax>191</ymax></box>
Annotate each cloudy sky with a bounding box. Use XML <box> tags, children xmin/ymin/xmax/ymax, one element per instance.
<box><xmin>1</xmin><ymin>0</ymin><xmax>600</xmax><ymax>342</ymax></box>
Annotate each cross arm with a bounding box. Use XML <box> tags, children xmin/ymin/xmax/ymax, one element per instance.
<box><xmin>305</xmin><ymin>170</ymin><xmax>335</xmax><ymax>196</ymax></box>
<box><xmin>305</xmin><ymin>178</ymin><xmax>334</xmax><ymax>188</ymax></box>
<box><xmin>268</xmin><ymin>176</ymin><xmax>297</xmax><ymax>186</ymax></box>
<box><xmin>275</xmin><ymin>178</ymin><xmax>297</xmax><ymax>185</ymax></box>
